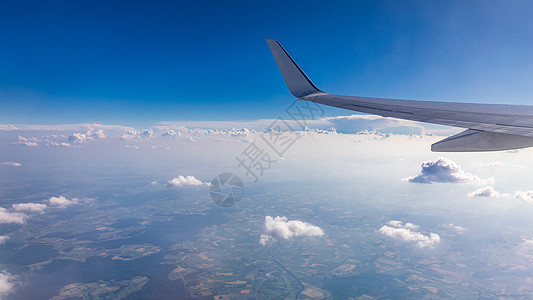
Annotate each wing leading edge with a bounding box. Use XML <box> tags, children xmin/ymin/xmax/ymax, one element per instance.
<box><xmin>266</xmin><ymin>39</ymin><xmax>533</xmax><ymax>152</ymax></box>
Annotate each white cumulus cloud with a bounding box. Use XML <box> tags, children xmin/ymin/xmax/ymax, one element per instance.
<box><xmin>0</xmin><ymin>208</ymin><xmax>26</xmax><ymax>224</ymax></box>
<box><xmin>468</xmin><ymin>186</ymin><xmax>500</xmax><ymax>198</ymax></box>
<box><xmin>444</xmin><ymin>224</ymin><xmax>467</xmax><ymax>231</ymax></box>
<box><xmin>68</xmin><ymin>129</ymin><xmax>105</xmax><ymax>144</ymax></box>
<box><xmin>515</xmin><ymin>190</ymin><xmax>533</xmax><ymax>204</ymax></box>
<box><xmin>121</xmin><ymin>129</ymin><xmax>153</xmax><ymax>140</ymax></box>
<box><xmin>14</xmin><ymin>136</ymin><xmax>39</xmax><ymax>147</ymax></box>
<box><xmin>0</xmin><ymin>236</ymin><xmax>9</xmax><ymax>245</ymax></box>
<box><xmin>166</xmin><ymin>175</ymin><xmax>209</xmax><ymax>187</ymax></box>
<box><xmin>403</xmin><ymin>157</ymin><xmax>493</xmax><ymax>185</ymax></box>
<box><xmin>48</xmin><ymin>196</ymin><xmax>78</xmax><ymax>208</ymax></box>
<box><xmin>379</xmin><ymin>220</ymin><xmax>440</xmax><ymax>248</ymax></box>
<box><xmin>1</xmin><ymin>162</ymin><xmax>21</xmax><ymax>167</ymax></box>
<box><xmin>259</xmin><ymin>216</ymin><xmax>324</xmax><ymax>246</ymax></box>
<box><xmin>11</xmin><ymin>203</ymin><xmax>48</xmax><ymax>213</ymax></box>
<box><xmin>0</xmin><ymin>271</ymin><xmax>15</xmax><ymax>298</ymax></box>
<box><xmin>523</xmin><ymin>238</ymin><xmax>533</xmax><ymax>246</ymax></box>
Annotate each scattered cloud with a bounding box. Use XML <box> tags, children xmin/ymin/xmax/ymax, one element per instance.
<box><xmin>68</xmin><ymin>129</ymin><xmax>105</xmax><ymax>144</ymax></box>
<box><xmin>379</xmin><ymin>220</ymin><xmax>440</xmax><ymax>248</ymax></box>
<box><xmin>121</xmin><ymin>129</ymin><xmax>153</xmax><ymax>140</ymax></box>
<box><xmin>523</xmin><ymin>238</ymin><xmax>533</xmax><ymax>246</ymax></box>
<box><xmin>515</xmin><ymin>190</ymin><xmax>533</xmax><ymax>204</ymax></box>
<box><xmin>0</xmin><ymin>271</ymin><xmax>15</xmax><ymax>298</ymax></box>
<box><xmin>0</xmin><ymin>208</ymin><xmax>26</xmax><ymax>224</ymax></box>
<box><xmin>259</xmin><ymin>216</ymin><xmax>324</xmax><ymax>246</ymax></box>
<box><xmin>151</xmin><ymin>181</ymin><xmax>158</xmax><ymax>185</ymax></box>
<box><xmin>444</xmin><ymin>224</ymin><xmax>467</xmax><ymax>231</ymax></box>
<box><xmin>0</xmin><ymin>236</ymin><xmax>9</xmax><ymax>245</ymax></box>
<box><xmin>468</xmin><ymin>186</ymin><xmax>500</xmax><ymax>198</ymax></box>
<box><xmin>48</xmin><ymin>196</ymin><xmax>79</xmax><ymax>208</ymax></box>
<box><xmin>11</xmin><ymin>203</ymin><xmax>47</xmax><ymax>213</ymax></box>
<box><xmin>14</xmin><ymin>136</ymin><xmax>39</xmax><ymax>147</ymax></box>
<box><xmin>1</xmin><ymin>162</ymin><xmax>21</xmax><ymax>167</ymax></box>
<box><xmin>166</xmin><ymin>175</ymin><xmax>210</xmax><ymax>187</ymax></box>
<box><xmin>473</xmin><ymin>161</ymin><xmax>505</xmax><ymax>167</ymax></box>
<box><xmin>403</xmin><ymin>157</ymin><xmax>493</xmax><ymax>185</ymax></box>
<box><xmin>161</xmin><ymin>129</ymin><xmax>181</xmax><ymax>137</ymax></box>
<box><xmin>47</xmin><ymin>142</ymin><xmax>72</xmax><ymax>147</ymax></box>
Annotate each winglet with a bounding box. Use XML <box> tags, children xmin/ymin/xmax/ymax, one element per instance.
<box><xmin>266</xmin><ymin>39</ymin><xmax>322</xmax><ymax>98</ymax></box>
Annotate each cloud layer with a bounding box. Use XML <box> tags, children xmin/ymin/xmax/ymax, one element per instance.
<box><xmin>259</xmin><ymin>216</ymin><xmax>324</xmax><ymax>246</ymax></box>
<box><xmin>404</xmin><ymin>157</ymin><xmax>493</xmax><ymax>185</ymax></box>
<box><xmin>379</xmin><ymin>220</ymin><xmax>440</xmax><ymax>248</ymax></box>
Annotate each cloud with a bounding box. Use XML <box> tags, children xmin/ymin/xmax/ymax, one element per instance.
<box><xmin>403</xmin><ymin>157</ymin><xmax>493</xmax><ymax>185</ymax></box>
<box><xmin>47</xmin><ymin>142</ymin><xmax>72</xmax><ymax>147</ymax></box>
<box><xmin>1</xmin><ymin>162</ymin><xmax>21</xmax><ymax>167</ymax></box>
<box><xmin>14</xmin><ymin>136</ymin><xmax>39</xmax><ymax>147</ymax></box>
<box><xmin>468</xmin><ymin>186</ymin><xmax>500</xmax><ymax>198</ymax></box>
<box><xmin>11</xmin><ymin>203</ymin><xmax>47</xmax><ymax>213</ymax></box>
<box><xmin>0</xmin><ymin>208</ymin><xmax>26</xmax><ymax>224</ymax></box>
<box><xmin>166</xmin><ymin>175</ymin><xmax>210</xmax><ymax>187</ymax></box>
<box><xmin>515</xmin><ymin>190</ymin><xmax>533</xmax><ymax>204</ymax></box>
<box><xmin>48</xmin><ymin>196</ymin><xmax>78</xmax><ymax>208</ymax></box>
<box><xmin>121</xmin><ymin>129</ymin><xmax>153</xmax><ymax>140</ymax></box>
<box><xmin>156</xmin><ymin>114</ymin><xmax>450</xmax><ymax>136</ymax></box>
<box><xmin>523</xmin><ymin>238</ymin><xmax>533</xmax><ymax>246</ymax></box>
<box><xmin>259</xmin><ymin>216</ymin><xmax>324</xmax><ymax>246</ymax></box>
<box><xmin>473</xmin><ymin>161</ymin><xmax>505</xmax><ymax>167</ymax></box>
<box><xmin>161</xmin><ymin>129</ymin><xmax>181</xmax><ymax>137</ymax></box>
<box><xmin>0</xmin><ymin>271</ymin><xmax>15</xmax><ymax>298</ymax></box>
<box><xmin>323</xmin><ymin>114</ymin><xmax>426</xmax><ymax>135</ymax></box>
<box><xmin>444</xmin><ymin>224</ymin><xmax>466</xmax><ymax>231</ymax></box>
<box><xmin>68</xmin><ymin>129</ymin><xmax>105</xmax><ymax>144</ymax></box>
<box><xmin>379</xmin><ymin>220</ymin><xmax>440</xmax><ymax>248</ymax></box>
<box><xmin>0</xmin><ymin>236</ymin><xmax>9</xmax><ymax>245</ymax></box>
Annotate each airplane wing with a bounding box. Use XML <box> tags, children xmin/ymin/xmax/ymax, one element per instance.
<box><xmin>266</xmin><ymin>39</ymin><xmax>533</xmax><ymax>152</ymax></box>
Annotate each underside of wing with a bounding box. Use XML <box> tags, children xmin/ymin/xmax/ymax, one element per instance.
<box><xmin>267</xmin><ymin>39</ymin><xmax>533</xmax><ymax>152</ymax></box>
<box><xmin>431</xmin><ymin>129</ymin><xmax>533</xmax><ymax>152</ymax></box>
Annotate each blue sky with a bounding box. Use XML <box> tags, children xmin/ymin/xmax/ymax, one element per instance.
<box><xmin>3</xmin><ymin>1</ymin><xmax>533</xmax><ymax>126</ymax></box>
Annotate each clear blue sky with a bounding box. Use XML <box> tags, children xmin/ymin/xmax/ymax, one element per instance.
<box><xmin>3</xmin><ymin>0</ymin><xmax>533</xmax><ymax>126</ymax></box>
